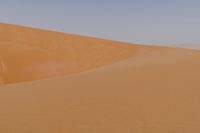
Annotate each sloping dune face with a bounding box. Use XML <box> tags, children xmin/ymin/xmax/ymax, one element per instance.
<box><xmin>0</xmin><ymin>23</ymin><xmax>200</xmax><ymax>133</ymax></box>
<box><xmin>0</xmin><ymin>23</ymin><xmax>136</xmax><ymax>84</ymax></box>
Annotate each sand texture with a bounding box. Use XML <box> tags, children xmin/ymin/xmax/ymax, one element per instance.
<box><xmin>0</xmin><ymin>23</ymin><xmax>200</xmax><ymax>133</ymax></box>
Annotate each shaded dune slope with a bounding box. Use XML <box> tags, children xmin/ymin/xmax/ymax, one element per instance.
<box><xmin>0</xmin><ymin>23</ymin><xmax>136</xmax><ymax>84</ymax></box>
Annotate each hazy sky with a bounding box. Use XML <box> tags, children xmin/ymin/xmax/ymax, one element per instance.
<box><xmin>0</xmin><ymin>0</ymin><xmax>200</xmax><ymax>49</ymax></box>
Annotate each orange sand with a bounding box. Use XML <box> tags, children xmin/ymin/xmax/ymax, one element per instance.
<box><xmin>0</xmin><ymin>23</ymin><xmax>200</xmax><ymax>133</ymax></box>
<box><xmin>0</xmin><ymin>23</ymin><xmax>136</xmax><ymax>84</ymax></box>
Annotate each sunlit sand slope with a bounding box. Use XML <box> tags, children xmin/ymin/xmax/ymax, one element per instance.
<box><xmin>0</xmin><ymin>23</ymin><xmax>136</xmax><ymax>84</ymax></box>
<box><xmin>0</xmin><ymin>23</ymin><xmax>200</xmax><ymax>133</ymax></box>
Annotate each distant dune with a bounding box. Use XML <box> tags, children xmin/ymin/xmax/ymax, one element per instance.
<box><xmin>0</xmin><ymin>23</ymin><xmax>200</xmax><ymax>133</ymax></box>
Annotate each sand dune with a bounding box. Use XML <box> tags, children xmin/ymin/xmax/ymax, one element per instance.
<box><xmin>0</xmin><ymin>23</ymin><xmax>200</xmax><ymax>133</ymax></box>
<box><xmin>0</xmin><ymin>23</ymin><xmax>136</xmax><ymax>84</ymax></box>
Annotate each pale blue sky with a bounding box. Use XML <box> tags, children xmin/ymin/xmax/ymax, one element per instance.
<box><xmin>0</xmin><ymin>0</ymin><xmax>200</xmax><ymax>49</ymax></box>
